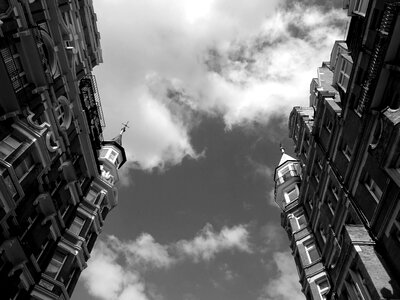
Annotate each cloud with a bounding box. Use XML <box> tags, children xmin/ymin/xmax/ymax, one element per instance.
<box><xmin>259</xmin><ymin>223</ymin><xmax>287</xmax><ymax>253</ymax></box>
<box><xmin>219</xmin><ymin>263</ymin><xmax>238</xmax><ymax>281</ymax></box>
<box><xmin>108</xmin><ymin>233</ymin><xmax>175</xmax><ymax>269</ymax></box>
<box><xmin>94</xmin><ymin>0</ymin><xmax>345</xmax><ymax>171</ymax></box>
<box><xmin>175</xmin><ymin>223</ymin><xmax>251</xmax><ymax>262</ymax></box>
<box><xmin>81</xmin><ymin>240</ymin><xmax>150</xmax><ymax>300</ymax></box>
<box><xmin>246</xmin><ymin>156</ymin><xmax>273</xmax><ymax>181</ymax></box>
<box><xmin>81</xmin><ymin>224</ymin><xmax>251</xmax><ymax>299</ymax></box>
<box><xmin>267</xmin><ymin>188</ymin><xmax>279</xmax><ymax>207</ymax></box>
<box><xmin>258</xmin><ymin>251</ymin><xmax>304</xmax><ymax>300</ymax></box>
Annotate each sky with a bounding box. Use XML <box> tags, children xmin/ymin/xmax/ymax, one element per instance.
<box><xmin>73</xmin><ymin>1</ymin><xmax>347</xmax><ymax>299</ymax></box>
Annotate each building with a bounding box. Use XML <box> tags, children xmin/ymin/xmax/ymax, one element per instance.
<box><xmin>274</xmin><ymin>0</ymin><xmax>400</xmax><ymax>299</ymax></box>
<box><xmin>0</xmin><ymin>1</ymin><xmax>126</xmax><ymax>299</ymax></box>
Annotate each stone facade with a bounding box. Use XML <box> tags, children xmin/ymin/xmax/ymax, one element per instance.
<box><xmin>0</xmin><ymin>1</ymin><xmax>126</xmax><ymax>299</ymax></box>
<box><xmin>275</xmin><ymin>0</ymin><xmax>400</xmax><ymax>299</ymax></box>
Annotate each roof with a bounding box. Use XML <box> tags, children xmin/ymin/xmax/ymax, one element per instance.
<box><xmin>279</xmin><ymin>152</ymin><xmax>296</xmax><ymax>166</ymax></box>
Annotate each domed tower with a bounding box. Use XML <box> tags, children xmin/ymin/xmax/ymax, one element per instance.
<box><xmin>98</xmin><ymin>122</ymin><xmax>128</xmax><ymax>187</ymax></box>
<box><xmin>274</xmin><ymin>146</ymin><xmax>302</xmax><ymax>210</ymax></box>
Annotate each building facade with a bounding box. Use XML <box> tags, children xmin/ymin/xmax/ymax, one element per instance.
<box><xmin>0</xmin><ymin>1</ymin><xmax>126</xmax><ymax>299</ymax></box>
<box><xmin>274</xmin><ymin>0</ymin><xmax>400</xmax><ymax>299</ymax></box>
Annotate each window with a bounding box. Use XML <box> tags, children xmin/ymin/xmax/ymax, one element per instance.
<box><xmin>69</xmin><ymin>216</ymin><xmax>85</xmax><ymax>235</ymax></box>
<box><xmin>54</xmin><ymin>96</ymin><xmax>72</xmax><ymax>129</ymax></box>
<box><xmin>85</xmin><ymin>189</ymin><xmax>98</xmax><ymax>203</ymax></box>
<box><xmin>316</xmin><ymin>158</ymin><xmax>323</xmax><ymax>171</ymax></box>
<box><xmin>304</xmin><ymin>134</ymin><xmax>310</xmax><ymax>146</ymax></box>
<box><xmin>44</xmin><ymin>252</ymin><xmax>66</xmax><ymax>279</ymax></box>
<box><xmin>295</xmin><ymin>213</ymin><xmax>307</xmax><ymax>230</ymax></box>
<box><xmin>337</xmin><ymin>56</ymin><xmax>352</xmax><ymax>92</ymax></box>
<box><xmin>316</xmin><ymin>277</ymin><xmax>330</xmax><ymax>300</ymax></box>
<box><xmin>36</xmin><ymin>239</ymin><xmax>50</xmax><ymax>262</ymax></box>
<box><xmin>353</xmin><ymin>0</ymin><xmax>369</xmax><ymax>16</ymax></box>
<box><xmin>325</xmin><ymin>119</ymin><xmax>333</xmax><ymax>133</ymax></box>
<box><xmin>345</xmin><ymin>269</ymin><xmax>372</xmax><ymax>300</ymax></box>
<box><xmin>14</xmin><ymin>154</ymin><xmax>34</xmax><ymax>180</ymax></box>
<box><xmin>21</xmin><ymin>214</ymin><xmax>38</xmax><ymax>239</ymax></box>
<box><xmin>302</xmin><ymin>146</ymin><xmax>308</xmax><ymax>159</ymax></box>
<box><xmin>331</xmin><ymin>184</ymin><xmax>339</xmax><ymax>200</ymax></box>
<box><xmin>304</xmin><ymin>239</ymin><xmax>319</xmax><ymax>264</ymax></box>
<box><xmin>314</xmin><ymin>171</ymin><xmax>320</xmax><ymax>183</ymax></box>
<box><xmin>109</xmin><ymin>150</ymin><xmax>118</xmax><ymax>161</ymax></box>
<box><xmin>327</xmin><ymin>196</ymin><xmax>337</xmax><ymax>215</ymax></box>
<box><xmin>54</xmin><ymin>102</ymin><xmax>65</xmax><ymax>125</ymax></box>
<box><xmin>0</xmin><ymin>136</ymin><xmax>21</xmax><ymax>159</ymax></box>
<box><xmin>319</xmin><ymin>224</ymin><xmax>327</xmax><ymax>244</ymax></box>
<box><xmin>285</xmin><ymin>187</ymin><xmax>299</xmax><ymax>203</ymax></box>
<box><xmin>278</xmin><ymin>164</ymin><xmax>299</xmax><ymax>183</ymax></box>
<box><xmin>3</xmin><ymin>175</ymin><xmax>17</xmax><ymax>197</ymax></box>
<box><xmin>391</xmin><ymin>212</ymin><xmax>400</xmax><ymax>243</ymax></box>
<box><xmin>364</xmin><ymin>173</ymin><xmax>382</xmax><ymax>202</ymax></box>
<box><xmin>342</xmin><ymin>142</ymin><xmax>352</xmax><ymax>161</ymax></box>
<box><xmin>99</xmin><ymin>148</ymin><xmax>108</xmax><ymax>158</ymax></box>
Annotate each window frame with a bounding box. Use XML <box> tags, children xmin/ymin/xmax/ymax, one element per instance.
<box><xmin>69</xmin><ymin>215</ymin><xmax>86</xmax><ymax>236</ymax></box>
<box><xmin>295</xmin><ymin>212</ymin><xmax>307</xmax><ymax>230</ymax></box>
<box><xmin>325</xmin><ymin>119</ymin><xmax>333</xmax><ymax>133</ymax></box>
<box><xmin>304</xmin><ymin>239</ymin><xmax>319</xmax><ymax>264</ymax></box>
<box><xmin>285</xmin><ymin>186</ymin><xmax>299</xmax><ymax>204</ymax></box>
<box><xmin>0</xmin><ymin>135</ymin><xmax>22</xmax><ymax>159</ymax></box>
<box><xmin>44</xmin><ymin>251</ymin><xmax>67</xmax><ymax>279</ymax></box>
<box><xmin>316</xmin><ymin>277</ymin><xmax>330</xmax><ymax>300</ymax></box>
<box><xmin>345</xmin><ymin>269</ymin><xmax>372</xmax><ymax>300</ymax></box>
<box><xmin>337</xmin><ymin>55</ymin><xmax>352</xmax><ymax>92</ymax></box>
<box><xmin>353</xmin><ymin>0</ymin><xmax>369</xmax><ymax>16</ymax></box>
<box><xmin>342</xmin><ymin>141</ymin><xmax>352</xmax><ymax>161</ymax></box>
<box><xmin>319</xmin><ymin>224</ymin><xmax>327</xmax><ymax>244</ymax></box>
<box><xmin>364</xmin><ymin>173</ymin><xmax>382</xmax><ymax>202</ymax></box>
<box><xmin>14</xmin><ymin>154</ymin><xmax>35</xmax><ymax>181</ymax></box>
<box><xmin>85</xmin><ymin>188</ymin><xmax>99</xmax><ymax>204</ymax></box>
<box><xmin>326</xmin><ymin>195</ymin><xmax>337</xmax><ymax>216</ymax></box>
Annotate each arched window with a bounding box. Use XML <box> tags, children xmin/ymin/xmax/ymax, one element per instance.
<box><xmin>54</xmin><ymin>96</ymin><xmax>72</xmax><ymax>129</ymax></box>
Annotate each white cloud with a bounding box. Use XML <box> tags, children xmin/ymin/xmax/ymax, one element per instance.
<box><xmin>81</xmin><ymin>240</ymin><xmax>150</xmax><ymax>300</ymax></box>
<box><xmin>258</xmin><ymin>251</ymin><xmax>304</xmax><ymax>300</ymax></box>
<box><xmin>116</xmin><ymin>233</ymin><xmax>175</xmax><ymax>269</ymax></box>
<box><xmin>246</xmin><ymin>155</ymin><xmax>273</xmax><ymax>181</ymax></box>
<box><xmin>176</xmin><ymin>223</ymin><xmax>251</xmax><ymax>262</ymax></box>
<box><xmin>92</xmin><ymin>0</ymin><xmax>346</xmax><ymax>174</ymax></box>
<box><xmin>267</xmin><ymin>188</ymin><xmax>278</xmax><ymax>207</ymax></box>
<box><xmin>81</xmin><ymin>224</ymin><xmax>251</xmax><ymax>299</ymax></box>
<box><xmin>259</xmin><ymin>222</ymin><xmax>286</xmax><ymax>253</ymax></box>
<box><xmin>94</xmin><ymin>0</ymin><xmax>346</xmax><ymax>171</ymax></box>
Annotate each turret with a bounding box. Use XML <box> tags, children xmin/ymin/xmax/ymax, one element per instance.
<box><xmin>274</xmin><ymin>146</ymin><xmax>302</xmax><ymax>210</ymax></box>
<box><xmin>98</xmin><ymin>122</ymin><xmax>128</xmax><ymax>185</ymax></box>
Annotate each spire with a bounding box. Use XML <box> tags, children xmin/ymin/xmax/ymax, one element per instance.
<box><xmin>112</xmin><ymin>121</ymin><xmax>129</xmax><ymax>146</ymax></box>
<box><xmin>278</xmin><ymin>143</ymin><xmax>296</xmax><ymax>166</ymax></box>
<box><xmin>280</xmin><ymin>143</ymin><xmax>285</xmax><ymax>154</ymax></box>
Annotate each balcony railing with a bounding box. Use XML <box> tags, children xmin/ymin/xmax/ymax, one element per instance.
<box><xmin>79</xmin><ymin>75</ymin><xmax>105</xmax><ymax>127</ymax></box>
<box><xmin>79</xmin><ymin>74</ymin><xmax>105</xmax><ymax>150</ymax></box>
<box><xmin>0</xmin><ymin>47</ymin><xmax>25</xmax><ymax>91</ymax></box>
<box><xmin>356</xmin><ymin>3</ymin><xmax>400</xmax><ymax>115</ymax></box>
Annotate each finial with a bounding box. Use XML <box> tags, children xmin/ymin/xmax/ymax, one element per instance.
<box><xmin>120</xmin><ymin>121</ymin><xmax>130</xmax><ymax>135</ymax></box>
<box><xmin>280</xmin><ymin>143</ymin><xmax>285</xmax><ymax>154</ymax></box>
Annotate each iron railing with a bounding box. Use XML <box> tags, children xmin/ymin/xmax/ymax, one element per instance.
<box><xmin>356</xmin><ymin>3</ymin><xmax>400</xmax><ymax>115</ymax></box>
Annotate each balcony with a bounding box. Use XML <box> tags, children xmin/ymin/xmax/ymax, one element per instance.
<box><xmin>79</xmin><ymin>75</ymin><xmax>105</xmax><ymax>150</ymax></box>
<box><xmin>356</xmin><ymin>3</ymin><xmax>400</xmax><ymax>115</ymax></box>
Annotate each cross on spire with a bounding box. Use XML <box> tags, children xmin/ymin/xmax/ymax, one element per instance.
<box><xmin>120</xmin><ymin>121</ymin><xmax>130</xmax><ymax>135</ymax></box>
<box><xmin>280</xmin><ymin>143</ymin><xmax>285</xmax><ymax>154</ymax></box>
